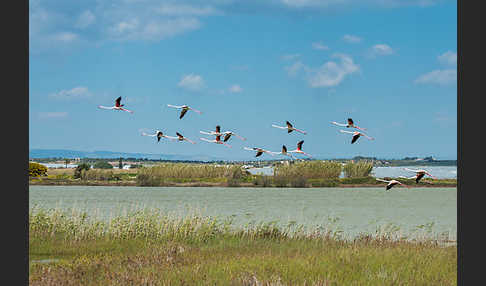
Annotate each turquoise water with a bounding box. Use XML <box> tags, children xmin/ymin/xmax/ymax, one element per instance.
<box><xmin>29</xmin><ymin>185</ymin><xmax>456</xmax><ymax>240</ymax></box>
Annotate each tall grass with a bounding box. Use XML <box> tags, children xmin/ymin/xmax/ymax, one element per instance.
<box><xmin>343</xmin><ymin>161</ymin><xmax>374</xmax><ymax>178</ymax></box>
<box><xmin>274</xmin><ymin>161</ymin><xmax>342</xmax><ymax>180</ymax></box>
<box><xmin>29</xmin><ymin>206</ymin><xmax>456</xmax><ymax>285</ymax></box>
<box><xmin>29</xmin><ymin>206</ymin><xmax>454</xmax><ymax>244</ymax></box>
<box><xmin>136</xmin><ymin>163</ymin><xmax>247</xmax><ymax>186</ymax></box>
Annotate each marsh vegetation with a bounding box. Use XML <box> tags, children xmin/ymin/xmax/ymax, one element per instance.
<box><xmin>29</xmin><ymin>206</ymin><xmax>456</xmax><ymax>285</ymax></box>
<box><xmin>29</xmin><ymin>161</ymin><xmax>456</xmax><ymax>188</ymax></box>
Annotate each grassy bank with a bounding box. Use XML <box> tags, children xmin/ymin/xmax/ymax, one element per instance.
<box><xmin>29</xmin><ymin>162</ymin><xmax>457</xmax><ymax>188</ymax></box>
<box><xmin>29</xmin><ymin>207</ymin><xmax>456</xmax><ymax>285</ymax></box>
<box><xmin>29</xmin><ymin>175</ymin><xmax>457</xmax><ymax>188</ymax></box>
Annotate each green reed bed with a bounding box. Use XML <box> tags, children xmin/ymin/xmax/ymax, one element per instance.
<box><xmin>136</xmin><ymin>163</ymin><xmax>247</xmax><ymax>186</ymax></box>
<box><xmin>273</xmin><ymin>161</ymin><xmax>343</xmax><ymax>188</ymax></box>
<box><xmin>274</xmin><ymin>161</ymin><xmax>343</xmax><ymax>179</ymax></box>
<box><xmin>343</xmin><ymin>161</ymin><xmax>374</xmax><ymax>178</ymax></box>
<box><xmin>30</xmin><ymin>206</ymin><xmax>456</xmax><ymax>286</ymax></box>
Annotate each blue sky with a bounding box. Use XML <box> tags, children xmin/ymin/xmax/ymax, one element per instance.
<box><xmin>29</xmin><ymin>0</ymin><xmax>457</xmax><ymax>160</ymax></box>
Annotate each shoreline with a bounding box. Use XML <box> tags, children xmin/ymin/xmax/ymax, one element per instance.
<box><xmin>29</xmin><ymin>178</ymin><xmax>457</xmax><ymax>188</ymax></box>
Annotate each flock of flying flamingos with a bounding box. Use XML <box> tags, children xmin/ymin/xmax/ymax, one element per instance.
<box><xmin>98</xmin><ymin>96</ymin><xmax>438</xmax><ymax>190</ymax></box>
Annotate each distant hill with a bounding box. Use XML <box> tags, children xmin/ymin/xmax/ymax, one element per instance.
<box><xmin>29</xmin><ymin>149</ymin><xmax>223</xmax><ymax>162</ymax></box>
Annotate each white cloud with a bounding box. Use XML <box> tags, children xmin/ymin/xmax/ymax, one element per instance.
<box><xmin>308</xmin><ymin>53</ymin><xmax>359</xmax><ymax>88</ymax></box>
<box><xmin>414</xmin><ymin>69</ymin><xmax>456</xmax><ymax>86</ymax></box>
<box><xmin>30</xmin><ymin>1</ymin><xmax>214</xmax><ymax>51</ymax></box>
<box><xmin>107</xmin><ymin>18</ymin><xmax>140</xmax><ymax>36</ymax></box>
<box><xmin>371</xmin><ymin>44</ymin><xmax>394</xmax><ymax>56</ymax></box>
<box><xmin>342</xmin><ymin>34</ymin><xmax>362</xmax><ymax>43</ymax></box>
<box><xmin>312</xmin><ymin>42</ymin><xmax>329</xmax><ymax>50</ymax></box>
<box><xmin>51</xmin><ymin>32</ymin><xmax>78</xmax><ymax>43</ymax></box>
<box><xmin>107</xmin><ymin>17</ymin><xmax>201</xmax><ymax>41</ymax></box>
<box><xmin>228</xmin><ymin>84</ymin><xmax>243</xmax><ymax>93</ymax></box>
<box><xmin>29</xmin><ymin>0</ymin><xmax>439</xmax><ymax>52</ymax></box>
<box><xmin>279</xmin><ymin>0</ymin><xmax>438</xmax><ymax>9</ymax></box>
<box><xmin>282</xmin><ymin>54</ymin><xmax>301</xmax><ymax>61</ymax></box>
<box><xmin>285</xmin><ymin>61</ymin><xmax>305</xmax><ymax>76</ymax></box>
<box><xmin>155</xmin><ymin>4</ymin><xmax>219</xmax><ymax>16</ymax></box>
<box><xmin>438</xmin><ymin>51</ymin><xmax>457</xmax><ymax>66</ymax></box>
<box><xmin>178</xmin><ymin>74</ymin><xmax>205</xmax><ymax>91</ymax></box>
<box><xmin>38</xmin><ymin>112</ymin><xmax>68</xmax><ymax>119</ymax></box>
<box><xmin>75</xmin><ymin>10</ymin><xmax>96</xmax><ymax>29</ymax></box>
<box><xmin>49</xmin><ymin>86</ymin><xmax>92</xmax><ymax>99</ymax></box>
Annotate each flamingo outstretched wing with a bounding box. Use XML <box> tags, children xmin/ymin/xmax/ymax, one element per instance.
<box><xmin>141</xmin><ymin>132</ymin><xmax>157</xmax><ymax>137</ymax></box>
<box><xmin>296</xmin><ymin>140</ymin><xmax>304</xmax><ymax>150</ymax></box>
<box><xmin>179</xmin><ymin>109</ymin><xmax>188</xmax><ymax>119</ymax></box>
<box><xmin>339</xmin><ymin>130</ymin><xmax>355</xmax><ymax>134</ymax></box>
<box><xmin>167</xmin><ymin>104</ymin><xmax>184</xmax><ymax>109</ymax></box>
<box><xmin>398</xmin><ymin>175</ymin><xmax>416</xmax><ymax>180</ymax></box>
<box><xmin>272</xmin><ymin>124</ymin><xmax>287</xmax><ymax>130</ymax></box>
<box><xmin>200</xmin><ymin>138</ymin><xmax>215</xmax><ymax>143</ymax></box>
<box><xmin>200</xmin><ymin>131</ymin><xmax>216</xmax><ymax>136</ymax></box>
<box><xmin>331</xmin><ymin>121</ymin><xmax>347</xmax><ymax>127</ymax></box>
<box><xmin>223</xmin><ymin>133</ymin><xmax>232</xmax><ymax>142</ymax></box>
<box><xmin>98</xmin><ymin>105</ymin><xmax>114</xmax><ymax>110</ymax></box>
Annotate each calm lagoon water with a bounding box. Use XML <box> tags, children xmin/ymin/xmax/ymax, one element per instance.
<box><xmin>29</xmin><ymin>185</ymin><xmax>456</xmax><ymax>239</ymax></box>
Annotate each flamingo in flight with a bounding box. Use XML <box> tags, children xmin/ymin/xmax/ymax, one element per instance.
<box><xmin>376</xmin><ymin>178</ymin><xmax>411</xmax><ymax>191</ymax></box>
<box><xmin>331</xmin><ymin>118</ymin><xmax>366</xmax><ymax>131</ymax></box>
<box><xmin>175</xmin><ymin>132</ymin><xmax>196</xmax><ymax>144</ymax></box>
<box><xmin>339</xmin><ymin>130</ymin><xmax>374</xmax><ymax>144</ymax></box>
<box><xmin>272</xmin><ymin>121</ymin><xmax>307</xmax><ymax>135</ymax></box>
<box><xmin>200</xmin><ymin>135</ymin><xmax>232</xmax><ymax>148</ymax></box>
<box><xmin>141</xmin><ymin>130</ymin><xmax>176</xmax><ymax>142</ymax></box>
<box><xmin>243</xmin><ymin>147</ymin><xmax>275</xmax><ymax>157</ymax></box>
<box><xmin>167</xmin><ymin>104</ymin><xmax>202</xmax><ymax>119</ymax></box>
<box><xmin>98</xmin><ymin>97</ymin><xmax>133</xmax><ymax>113</ymax></box>
<box><xmin>399</xmin><ymin>168</ymin><xmax>438</xmax><ymax>183</ymax></box>
<box><xmin>270</xmin><ymin>145</ymin><xmax>296</xmax><ymax>159</ymax></box>
<box><xmin>287</xmin><ymin>140</ymin><xmax>312</xmax><ymax>158</ymax></box>
<box><xmin>222</xmin><ymin>131</ymin><xmax>246</xmax><ymax>142</ymax></box>
<box><xmin>200</xmin><ymin>125</ymin><xmax>224</xmax><ymax>137</ymax></box>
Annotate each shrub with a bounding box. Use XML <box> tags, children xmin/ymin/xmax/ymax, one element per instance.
<box><xmin>74</xmin><ymin>163</ymin><xmax>91</xmax><ymax>179</ymax></box>
<box><xmin>80</xmin><ymin>169</ymin><xmax>117</xmax><ymax>181</ymax></box>
<box><xmin>253</xmin><ymin>175</ymin><xmax>272</xmax><ymax>187</ymax></box>
<box><xmin>273</xmin><ymin>176</ymin><xmax>289</xmax><ymax>187</ymax></box>
<box><xmin>226</xmin><ymin>178</ymin><xmax>241</xmax><ymax>187</ymax></box>
<box><xmin>29</xmin><ymin>162</ymin><xmax>48</xmax><ymax>177</ymax></box>
<box><xmin>343</xmin><ymin>161</ymin><xmax>373</xmax><ymax>178</ymax></box>
<box><xmin>307</xmin><ymin>178</ymin><xmax>339</xmax><ymax>187</ymax></box>
<box><xmin>289</xmin><ymin>177</ymin><xmax>308</xmax><ymax>188</ymax></box>
<box><xmin>93</xmin><ymin>161</ymin><xmax>114</xmax><ymax>169</ymax></box>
